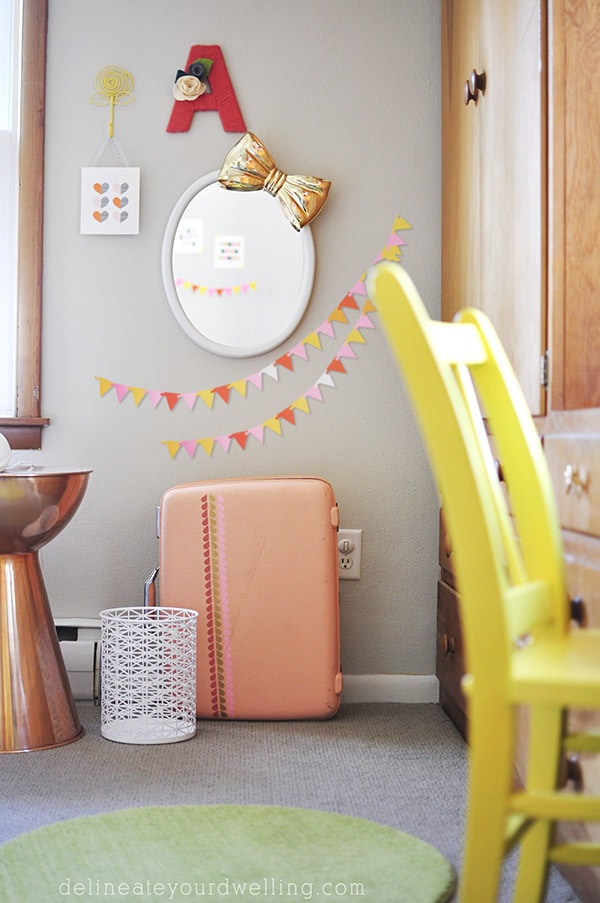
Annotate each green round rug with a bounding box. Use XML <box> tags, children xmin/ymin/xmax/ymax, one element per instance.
<box><xmin>0</xmin><ymin>805</ymin><xmax>455</xmax><ymax>902</ymax></box>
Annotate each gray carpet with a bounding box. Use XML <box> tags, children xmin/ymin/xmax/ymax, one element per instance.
<box><xmin>0</xmin><ymin>702</ymin><xmax>580</xmax><ymax>901</ymax></box>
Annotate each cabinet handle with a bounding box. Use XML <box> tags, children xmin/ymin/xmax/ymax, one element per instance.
<box><xmin>570</xmin><ymin>595</ymin><xmax>587</xmax><ymax>627</ymax></box>
<box><xmin>443</xmin><ymin>534</ymin><xmax>452</xmax><ymax>558</ymax></box>
<box><xmin>464</xmin><ymin>69</ymin><xmax>486</xmax><ymax>105</ymax></box>
<box><xmin>563</xmin><ymin>463</ymin><xmax>589</xmax><ymax>494</ymax></box>
<box><xmin>563</xmin><ymin>754</ymin><xmax>584</xmax><ymax>792</ymax></box>
<box><xmin>441</xmin><ymin>633</ymin><xmax>456</xmax><ymax>656</ymax></box>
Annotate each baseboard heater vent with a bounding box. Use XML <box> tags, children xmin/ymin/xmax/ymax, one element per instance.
<box><xmin>55</xmin><ymin>618</ymin><xmax>101</xmax><ymax>704</ymax></box>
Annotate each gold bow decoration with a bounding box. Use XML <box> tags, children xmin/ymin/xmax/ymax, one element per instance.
<box><xmin>218</xmin><ymin>133</ymin><xmax>331</xmax><ymax>231</ymax></box>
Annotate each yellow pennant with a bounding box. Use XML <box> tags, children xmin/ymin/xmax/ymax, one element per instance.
<box><xmin>328</xmin><ymin>308</ymin><xmax>349</xmax><ymax>324</ymax></box>
<box><xmin>162</xmin><ymin>441</ymin><xmax>181</xmax><ymax>459</ymax></box>
<box><xmin>263</xmin><ymin>417</ymin><xmax>283</xmax><ymax>436</ymax></box>
<box><xmin>291</xmin><ymin>396</ymin><xmax>311</xmax><ymax>414</ymax></box>
<box><xmin>197</xmin><ymin>390</ymin><xmax>215</xmax><ymax>409</ymax></box>
<box><xmin>346</xmin><ymin>329</ymin><xmax>367</xmax><ymax>345</ymax></box>
<box><xmin>130</xmin><ymin>386</ymin><xmax>146</xmax><ymax>406</ymax></box>
<box><xmin>95</xmin><ymin>376</ymin><xmax>113</xmax><ymax>397</ymax></box>
<box><xmin>230</xmin><ymin>379</ymin><xmax>248</xmax><ymax>398</ymax></box>
<box><xmin>304</xmin><ymin>332</ymin><xmax>321</xmax><ymax>349</ymax></box>
<box><xmin>198</xmin><ymin>438</ymin><xmax>215</xmax><ymax>456</ymax></box>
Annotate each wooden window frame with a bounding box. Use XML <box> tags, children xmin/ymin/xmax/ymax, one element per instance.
<box><xmin>0</xmin><ymin>0</ymin><xmax>49</xmax><ymax>449</ymax></box>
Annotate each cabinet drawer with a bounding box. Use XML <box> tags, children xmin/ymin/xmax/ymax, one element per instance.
<box><xmin>437</xmin><ymin>579</ymin><xmax>467</xmax><ymax>738</ymax></box>
<box><xmin>563</xmin><ymin>528</ymin><xmax>600</xmax><ymax>628</ymax></box>
<box><xmin>544</xmin><ymin>434</ymin><xmax>600</xmax><ymax>537</ymax></box>
<box><xmin>438</xmin><ymin>509</ymin><xmax>457</xmax><ymax>588</ymax></box>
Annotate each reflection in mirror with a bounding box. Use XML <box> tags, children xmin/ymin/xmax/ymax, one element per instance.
<box><xmin>161</xmin><ymin>171</ymin><xmax>315</xmax><ymax>358</ymax></box>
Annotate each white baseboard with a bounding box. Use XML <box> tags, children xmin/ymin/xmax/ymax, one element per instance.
<box><xmin>341</xmin><ymin>673</ymin><xmax>439</xmax><ymax>704</ymax></box>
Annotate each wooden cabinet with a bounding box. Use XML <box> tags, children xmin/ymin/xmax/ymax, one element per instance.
<box><xmin>440</xmin><ymin>2</ymin><xmax>600</xmax><ymax>899</ymax></box>
<box><xmin>441</xmin><ymin>0</ymin><xmax>546</xmax><ymax>415</ymax></box>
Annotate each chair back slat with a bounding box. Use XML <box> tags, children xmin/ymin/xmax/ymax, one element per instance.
<box><xmin>366</xmin><ymin>262</ymin><xmax>568</xmax><ymax>685</ymax></box>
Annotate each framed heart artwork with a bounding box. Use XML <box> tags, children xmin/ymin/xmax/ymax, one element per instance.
<box><xmin>80</xmin><ymin>166</ymin><xmax>140</xmax><ymax>235</ymax></box>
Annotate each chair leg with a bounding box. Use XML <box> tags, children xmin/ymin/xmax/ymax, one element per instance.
<box><xmin>459</xmin><ymin>699</ymin><xmax>514</xmax><ymax>903</ymax></box>
<box><xmin>512</xmin><ymin>705</ymin><xmax>565</xmax><ymax>903</ymax></box>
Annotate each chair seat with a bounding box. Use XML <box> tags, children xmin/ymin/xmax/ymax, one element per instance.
<box><xmin>510</xmin><ymin>628</ymin><xmax>600</xmax><ymax>708</ymax></box>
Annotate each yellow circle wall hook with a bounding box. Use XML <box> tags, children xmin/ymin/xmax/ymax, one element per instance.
<box><xmin>90</xmin><ymin>66</ymin><xmax>134</xmax><ymax>138</ymax></box>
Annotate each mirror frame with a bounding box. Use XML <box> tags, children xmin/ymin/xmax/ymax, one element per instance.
<box><xmin>161</xmin><ymin>171</ymin><xmax>316</xmax><ymax>358</ymax></box>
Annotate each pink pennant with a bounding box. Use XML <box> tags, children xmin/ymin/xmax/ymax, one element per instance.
<box><xmin>181</xmin><ymin>440</ymin><xmax>198</xmax><ymax>458</ymax></box>
<box><xmin>290</xmin><ymin>343</ymin><xmax>309</xmax><ymax>360</ymax></box>
<box><xmin>351</xmin><ymin>280</ymin><xmax>366</xmax><ymax>295</ymax></box>
<box><xmin>113</xmin><ymin>383</ymin><xmax>130</xmax><ymax>402</ymax></box>
<box><xmin>338</xmin><ymin>344</ymin><xmax>357</xmax><ymax>359</ymax></box>
<box><xmin>387</xmin><ymin>231</ymin><xmax>408</xmax><ymax>247</ymax></box>
<box><xmin>247</xmin><ymin>425</ymin><xmax>265</xmax><ymax>443</ymax></box>
<box><xmin>305</xmin><ymin>385</ymin><xmax>324</xmax><ymax>402</ymax></box>
<box><xmin>147</xmin><ymin>390</ymin><xmax>163</xmax><ymax>408</ymax></box>
<box><xmin>180</xmin><ymin>392</ymin><xmax>197</xmax><ymax>411</ymax></box>
<box><xmin>316</xmin><ymin>321</ymin><xmax>335</xmax><ymax>338</ymax></box>
<box><xmin>246</xmin><ymin>372</ymin><xmax>263</xmax><ymax>390</ymax></box>
<box><xmin>215</xmin><ymin>435</ymin><xmax>232</xmax><ymax>452</ymax></box>
<box><xmin>355</xmin><ymin>314</ymin><xmax>376</xmax><ymax>329</ymax></box>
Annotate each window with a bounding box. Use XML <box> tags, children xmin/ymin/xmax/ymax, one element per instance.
<box><xmin>0</xmin><ymin>0</ymin><xmax>48</xmax><ymax>449</ymax></box>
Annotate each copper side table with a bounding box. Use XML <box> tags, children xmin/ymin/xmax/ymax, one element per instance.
<box><xmin>0</xmin><ymin>468</ymin><xmax>91</xmax><ymax>752</ymax></box>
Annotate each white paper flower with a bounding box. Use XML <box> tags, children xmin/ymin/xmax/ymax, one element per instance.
<box><xmin>173</xmin><ymin>75</ymin><xmax>206</xmax><ymax>101</ymax></box>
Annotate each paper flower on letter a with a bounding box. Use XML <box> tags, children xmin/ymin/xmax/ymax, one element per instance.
<box><xmin>172</xmin><ymin>59</ymin><xmax>211</xmax><ymax>101</ymax></box>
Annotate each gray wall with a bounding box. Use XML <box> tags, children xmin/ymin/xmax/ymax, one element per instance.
<box><xmin>28</xmin><ymin>0</ymin><xmax>441</xmax><ymax>690</ymax></box>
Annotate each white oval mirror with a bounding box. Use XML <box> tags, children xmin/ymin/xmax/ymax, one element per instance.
<box><xmin>161</xmin><ymin>171</ymin><xmax>315</xmax><ymax>357</ymax></box>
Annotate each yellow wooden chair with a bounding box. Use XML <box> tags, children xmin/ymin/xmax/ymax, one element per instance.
<box><xmin>365</xmin><ymin>261</ymin><xmax>600</xmax><ymax>902</ymax></box>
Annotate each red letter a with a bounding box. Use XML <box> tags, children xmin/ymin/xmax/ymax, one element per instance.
<box><xmin>167</xmin><ymin>45</ymin><xmax>246</xmax><ymax>134</ymax></box>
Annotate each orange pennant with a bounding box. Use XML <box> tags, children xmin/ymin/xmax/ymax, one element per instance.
<box><xmin>212</xmin><ymin>385</ymin><xmax>231</xmax><ymax>403</ymax></box>
<box><xmin>163</xmin><ymin>392</ymin><xmax>180</xmax><ymax>411</ymax></box>
<box><xmin>326</xmin><ymin>358</ymin><xmax>347</xmax><ymax>374</ymax></box>
<box><xmin>276</xmin><ymin>407</ymin><xmax>296</xmax><ymax>425</ymax></box>
<box><xmin>328</xmin><ymin>308</ymin><xmax>349</xmax><ymax>324</ymax></box>
<box><xmin>339</xmin><ymin>293</ymin><xmax>359</xmax><ymax>310</ymax></box>
<box><xmin>230</xmin><ymin>431</ymin><xmax>249</xmax><ymax>449</ymax></box>
<box><xmin>275</xmin><ymin>354</ymin><xmax>294</xmax><ymax>371</ymax></box>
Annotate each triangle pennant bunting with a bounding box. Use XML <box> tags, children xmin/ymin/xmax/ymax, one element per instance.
<box><xmin>213</xmin><ymin>385</ymin><xmax>231</xmax><ymax>403</ymax></box>
<box><xmin>197</xmin><ymin>389</ymin><xmax>215</xmax><ymax>409</ymax></box>
<box><xmin>276</xmin><ymin>407</ymin><xmax>296</xmax><ymax>425</ymax></box>
<box><xmin>198</xmin><ymin>438</ymin><xmax>215</xmax><ymax>456</ymax></box>
<box><xmin>263</xmin><ymin>417</ymin><xmax>283</xmax><ymax>436</ymax></box>
<box><xmin>231</xmin><ymin>431</ymin><xmax>249</xmax><ymax>449</ymax></box>
<box><xmin>181</xmin><ymin>440</ymin><xmax>198</xmax><ymax>458</ymax></box>
<box><xmin>162</xmin><ymin>441</ymin><xmax>181</xmax><ymax>459</ymax></box>
<box><xmin>326</xmin><ymin>358</ymin><xmax>347</xmax><ymax>375</ymax></box>
<box><xmin>113</xmin><ymin>383</ymin><xmax>130</xmax><ymax>403</ymax></box>
<box><xmin>339</xmin><ymin>293</ymin><xmax>360</xmax><ymax>310</ymax></box>
<box><xmin>130</xmin><ymin>386</ymin><xmax>147</xmax><ymax>406</ymax></box>
<box><xmin>98</xmin><ymin>214</ymin><xmax>412</xmax><ymax>459</ymax></box>
<box><xmin>230</xmin><ymin>379</ymin><xmax>248</xmax><ymax>398</ymax></box>
<box><xmin>275</xmin><ymin>354</ymin><xmax>294</xmax><ymax>371</ymax></box>
<box><xmin>163</xmin><ymin>392</ymin><xmax>180</xmax><ymax>411</ymax></box>
<box><xmin>95</xmin><ymin>377</ymin><xmax>114</xmax><ymax>397</ymax></box>
<box><xmin>247</xmin><ymin>425</ymin><xmax>265</xmax><ymax>443</ymax></box>
<box><xmin>147</xmin><ymin>390</ymin><xmax>163</xmax><ymax>408</ymax></box>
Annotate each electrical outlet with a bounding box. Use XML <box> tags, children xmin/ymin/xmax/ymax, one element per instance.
<box><xmin>338</xmin><ymin>528</ymin><xmax>362</xmax><ymax>580</ymax></box>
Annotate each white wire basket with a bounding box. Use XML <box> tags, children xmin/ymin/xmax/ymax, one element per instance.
<box><xmin>100</xmin><ymin>606</ymin><xmax>198</xmax><ymax>744</ymax></box>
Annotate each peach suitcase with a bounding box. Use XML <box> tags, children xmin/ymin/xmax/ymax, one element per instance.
<box><xmin>156</xmin><ymin>476</ymin><xmax>342</xmax><ymax>720</ymax></box>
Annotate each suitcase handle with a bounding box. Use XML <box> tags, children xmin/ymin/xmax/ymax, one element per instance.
<box><xmin>144</xmin><ymin>567</ymin><xmax>159</xmax><ymax>607</ymax></box>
